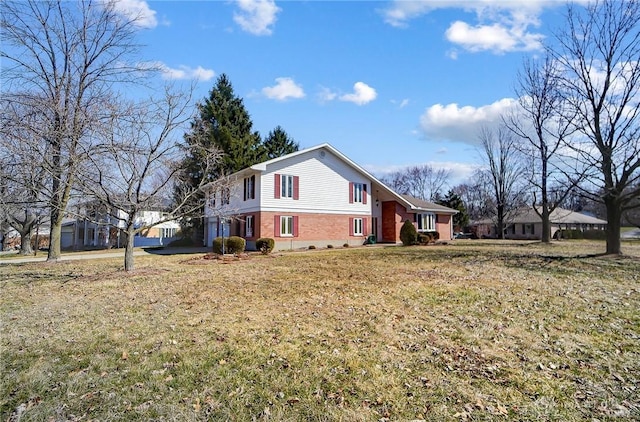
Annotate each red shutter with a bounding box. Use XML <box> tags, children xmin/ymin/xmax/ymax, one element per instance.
<box><xmin>363</xmin><ymin>184</ymin><xmax>367</xmax><ymax>204</ymax></box>
<box><xmin>293</xmin><ymin>216</ymin><xmax>299</xmax><ymax>237</ymax></box>
<box><xmin>293</xmin><ymin>176</ymin><xmax>299</xmax><ymax>200</ymax></box>
<box><xmin>349</xmin><ymin>218</ymin><xmax>354</xmax><ymax>236</ymax></box>
<box><xmin>349</xmin><ymin>182</ymin><xmax>354</xmax><ymax>203</ymax></box>
<box><xmin>274</xmin><ymin>174</ymin><xmax>281</xmax><ymax>199</ymax></box>
<box><xmin>363</xmin><ymin>218</ymin><xmax>368</xmax><ymax>236</ymax></box>
<box><xmin>274</xmin><ymin>215</ymin><xmax>280</xmax><ymax>237</ymax></box>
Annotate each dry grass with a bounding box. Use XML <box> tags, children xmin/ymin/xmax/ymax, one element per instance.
<box><xmin>1</xmin><ymin>240</ymin><xmax>639</xmax><ymax>421</ymax></box>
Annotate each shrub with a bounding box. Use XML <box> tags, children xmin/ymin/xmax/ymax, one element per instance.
<box><xmin>400</xmin><ymin>220</ymin><xmax>418</xmax><ymax>246</ymax></box>
<box><xmin>327</xmin><ymin>244</ymin><xmax>334</xmax><ymax>249</ymax></box>
<box><xmin>418</xmin><ymin>233</ymin><xmax>432</xmax><ymax>245</ymax></box>
<box><xmin>167</xmin><ymin>237</ymin><xmax>195</xmax><ymax>247</ymax></box>
<box><xmin>308</xmin><ymin>245</ymin><xmax>316</xmax><ymax>250</ymax></box>
<box><xmin>343</xmin><ymin>243</ymin><xmax>349</xmax><ymax>248</ymax></box>
<box><xmin>212</xmin><ymin>236</ymin><xmax>245</xmax><ymax>254</ymax></box>
<box><xmin>583</xmin><ymin>230</ymin><xmax>607</xmax><ymax>240</ymax></box>
<box><xmin>555</xmin><ymin>229</ymin><xmax>585</xmax><ymax>240</ymax></box>
<box><xmin>256</xmin><ymin>238</ymin><xmax>275</xmax><ymax>254</ymax></box>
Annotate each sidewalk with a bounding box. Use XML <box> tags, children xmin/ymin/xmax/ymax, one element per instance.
<box><xmin>0</xmin><ymin>247</ymin><xmax>209</xmax><ymax>265</ymax></box>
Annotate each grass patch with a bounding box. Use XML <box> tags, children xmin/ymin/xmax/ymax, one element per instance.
<box><xmin>1</xmin><ymin>241</ymin><xmax>639</xmax><ymax>420</ymax></box>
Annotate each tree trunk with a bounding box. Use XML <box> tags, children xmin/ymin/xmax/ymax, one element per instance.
<box><xmin>47</xmin><ymin>208</ymin><xmax>63</xmax><ymax>261</ymax></box>
<box><xmin>541</xmin><ymin>205</ymin><xmax>551</xmax><ymax>243</ymax></box>
<box><xmin>605</xmin><ymin>197</ymin><xmax>622</xmax><ymax>255</ymax></box>
<box><xmin>497</xmin><ymin>204</ymin><xmax>505</xmax><ymax>239</ymax></box>
<box><xmin>124</xmin><ymin>229</ymin><xmax>135</xmax><ymax>271</ymax></box>
<box><xmin>19</xmin><ymin>229</ymin><xmax>33</xmax><ymax>255</ymax></box>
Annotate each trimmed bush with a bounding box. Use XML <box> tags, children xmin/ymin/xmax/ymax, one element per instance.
<box><xmin>400</xmin><ymin>219</ymin><xmax>418</xmax><ymax>246</ymax></box>
<box><xmin>327</xmin><ymin>244</ymin><xmax>334</xmax><ymax>249</ymax></box>
<box><xmin>308</xmin><ymin>245</ymin><xmax>316</xmax><ymax>250</ymax></box>
<box><xmin>417</xmin><ymin>231</ymin><xmax>440</xmax><ymax>245</ymax></box>
<box><xmin>212</xmin><ymin>236</ymin><xmax>245</xmax><ymax>254</ymax></box>
<box><xmin>343</xmin><ymin>243</ymin><xmax>349</xmax><ymax>248</ymax></box>
<box><xmin>583</xmin><ymin>229</ymin><xmax>607</xmax><ymax>240</ymax></box>
<box><xmin>256</xmin><ymin>237</ymin><xmax>275</xmax><ymax>254</ymax></box>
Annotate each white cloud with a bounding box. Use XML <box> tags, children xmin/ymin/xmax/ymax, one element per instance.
<box><xmin>392</xmin><ymin>98</ymin><xmax>410</xmax><ymax>108</ymax></box>
<box><xmin>380</xmin><ymin>0</ymin><xmax>568</xmax><ymax>54</ymax></box>
<box><xmin>445</xmin><ymin>20</ymin><xmax>544</xmax><ymax>53</ymax></box>
<box><xmin>340</xmin><ymin>82</ymin><xmax>378</xmax><ymax>106</ymax></box>
<box><xmin>111</xmin><ymin>0</ymin><xmax>158</xmax><ymax>29</ymax></box>
<box><xmin>262</xmin><ymin>77</ymin><xmax>305</xmax><ymax>101</ymax></box>
<box><xmin>317</xmin><ymin>87</ymin><xmax>338</xmax><ymax>103</ymax></box>
<box><xmin>153</xmin><ymin>63</ymin><xmax>215</xmax><ymax>81</ymax></box>
<box><xmin>419</xmin><ymin>98</ymin><xmax>518</xmax><ymax>144</ymax></box>
<box><xmin>233</xmin><ymin>0</ymin><xmax>280</xmax><ymax>36</ymax></box>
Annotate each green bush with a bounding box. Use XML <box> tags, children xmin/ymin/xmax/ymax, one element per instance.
<box><xmin>583</xmin><ymin>229</ymin><xmax>607</xmax><ymax>240</ymax></box>
<box><xmin>212</xmin><ymin>236</ymin><xmax>245</xmax><ymax>254</ymax></box>
<box><xmin>256</xmin><ymin>238</ymin><xmax>275</xmax><ymax>254</ymax></box>
<box><xmin>556</xmin><ymin>229</ymin><xmax>584</xmax><ymax>240</ymax></box>
<box><xmin>400</xmin><ymin>220</ymin><xmax>418</xmax><ymax>246</ymax></box>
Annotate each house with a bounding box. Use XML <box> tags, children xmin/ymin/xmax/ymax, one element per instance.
<box><xmin>471</xmin><ymin>206</ymin><xmax>607</xmax><ymax>240</ymax></box>
<box><xmin>61</xmin><ymin>203</ymin><xmax>180</xmax><ymax>250</ymax></box>
<box><xmin>203</xmin><ymin>143</ymin><xmax>458</xmax><ymax>250</ymax></box>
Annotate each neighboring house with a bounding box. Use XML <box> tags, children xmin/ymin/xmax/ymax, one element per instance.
<box><xmin>203</xmin><ymin>143</ymin><xmax>458</xmax><ymax>251</ymax></box>
<box><xmin>471</xmin><ymin>207</ymin><xmax>607</xmax><ymax>240</ymax></box>
<box><xmin>61</xmin><ymin>203</ymin><xmax>180</xmax><ymax>250</ymax></box>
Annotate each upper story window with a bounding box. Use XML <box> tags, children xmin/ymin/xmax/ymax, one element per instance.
<box><xmin>274</xmin><ymin>174</ymin><xmax>299</xmax><ymax>200</ymax></box>
<box><xmin>244</xmin><ymin>175</ymin><xmax>255</xmax><ymax>201</ymax></box>
<box><xmin>349</xmin><ymin>182</ymin><xmax>367</xmax><ymax>204</ymax></box>
<box><xmin>417</xmin><ymin>213</ymin><xmax>436</xmax><ymax>232</ymax></box>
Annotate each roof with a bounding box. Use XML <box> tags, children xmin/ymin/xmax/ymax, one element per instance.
<box><xmin>473</xmin><ymin>207</ymin><xmax>607</xmax><ymax>225</ymax></box>
<box><xmin>227</xmin><ymin>143</ymin><xmax>458</xmax><ymax>214</ymax></box>
<box><xmin>400</xmin><ymin>195</ymin><xmax>458</xmax><ymax>214</ymax></box>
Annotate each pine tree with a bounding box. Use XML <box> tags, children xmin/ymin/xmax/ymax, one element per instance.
<box><xmin>183</xmin><ymin>74</ymin><xmax>265</xmax><ymax>185</ymax></box>
<box><xmin>438</xmin><ymin>190</ymin><xmax>469</xmax><ymax>231</ymax></box>
<box><xmin>263</xmin><ymin>126</ymin><xmax>299</xmax><ymax>159</ymax></box>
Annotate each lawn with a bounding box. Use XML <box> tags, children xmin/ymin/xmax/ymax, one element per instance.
<box><xmin>1</xmin><ymin>240</ymin><xmax>639</xmax><ymax>421</ymax></box>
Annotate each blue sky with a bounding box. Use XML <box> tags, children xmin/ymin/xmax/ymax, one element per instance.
<box><xmin>114</xmin><ymin>0</ymin><xmax>586</xmax><ymax>186</ymax></box>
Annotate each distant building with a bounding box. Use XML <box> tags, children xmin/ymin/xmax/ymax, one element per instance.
<box><xmin>61</xmin><ymin>202</ymin><xmax>180</xmax><ymax>250</ymax></box>
<box><xmin>471</xmin><ymin>207</ymin><xmax>607</xmax><ymax>240</ymax></box>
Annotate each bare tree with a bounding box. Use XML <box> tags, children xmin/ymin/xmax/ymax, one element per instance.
<box><xmin>478</xmin><ymin>126</ymin><xmax>527</xmax><ymax>239</ymax></box>
<box><xmin>1</xmin><ymin>0</ymin><xmax>144</xmax><ymax>262</ymax></box>
<box><xmin>381</xmin><ymin>165</ymin><xmax>450</xmax><ymax>201</ymax></box>
<box><xmin>549</xmin><ymin>0</ymin><xmax>640</xmax><ymax>254</ymax></box>
<box><xmin>505</xmin><ymin>55</ymin><xmax>583</xmax><ymax>243</ymax></box>
<box><xmin>0</xmin><ymin>100</ymin><xmax>49</xmax><ymax>255</ymax></box>
<box><xmin>80</xmin><ymin>88</ymin><xmax>224</xmax><ymax>271</ymax></box>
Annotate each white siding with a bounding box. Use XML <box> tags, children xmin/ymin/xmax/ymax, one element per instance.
<box><xmin>260</xmin><ymin>148</ymin><xmax>371</xmax><ymax>215</ymax></box>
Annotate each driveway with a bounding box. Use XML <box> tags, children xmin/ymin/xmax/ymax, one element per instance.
<box><xmin>0</xmin><ymin>247</ymin><xmax>209</xmax><ymax>265</ymax></box>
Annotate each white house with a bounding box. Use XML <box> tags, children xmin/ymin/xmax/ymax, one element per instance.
<box><xmin>204</xmin><ymin>143</ymin><xmax>457</xmax><ymax>250</ymax></box>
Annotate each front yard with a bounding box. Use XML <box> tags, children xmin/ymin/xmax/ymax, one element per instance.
<box><xmin>1</xmin><ymin>240</ymin><xmax>639</xmax><ymax>421</ymax></box>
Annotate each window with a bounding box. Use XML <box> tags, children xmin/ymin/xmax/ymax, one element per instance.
<box><xmin>417</xmin><ymin>213</ymin><xmax>436</xmax><ymax>231</ymax></box>
<box><xmin>280</xmin><ymin>216</ymin><xmax>293</xmax><ymax>236</ymax></box>
<box><xmin>274</xmin><ymin>174</ymin><xmax>299</xmax><ymax>200</ymax></box>
<box><xmin>221</xmin><ymin>187</ymin><xmax>230</xmax><ymax>205</ymax></box>
<box><xmin>244</xmin><ymin>175</ymin><xmax>255</xmax><ymax>201</ymax></box>
<box><xmin>245</xmin><ymin>215</ymin><xmax>254</xmax><ymax>238</ymax></box>
<box><xmin>350</xmin><ymin>217</ymin><xmax>367</xmax><ymax>236</ymax></box>
<box><xmin>161</xmin><ymin>228</ymin><xmax>177</xmax><ymax>238</ymax></box>
<box><xmin>353</xmin><ymin>218</ymin><xmax>363</xmax><ymax>236</ymax></box>
<box><xmin>281</xmin><ymin>175</ymin><xmax>294</xmax><ymax>198</ymax></box>
<box><xmin>349</xmin><ymin>182</ymin><xmax>367</xmax><ymax>204</ymax></box>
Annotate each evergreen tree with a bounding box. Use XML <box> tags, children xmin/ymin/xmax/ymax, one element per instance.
<box><xmin>263</xmin><ymin>126</ymin><xmax>299</xmax><ymax>159</ymax></box>
<box><xmin>438</xmin><ymin>190</ymin><xmax>470</xmax><ymax>231</ymax></box>
<box><xmin>183</xmin><ymin>74</ymin><xmax>265</xmax><ymax>186</ymax></box>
